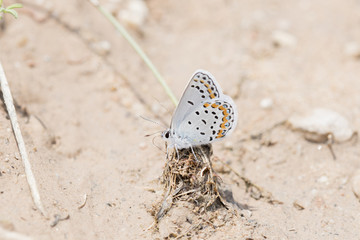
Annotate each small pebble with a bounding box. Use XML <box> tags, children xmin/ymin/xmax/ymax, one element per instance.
<box><xmin>224</xmin><ymin>141</ymin><xmax>234</xmax><ymax>150</ymax></box>
<box><xmin>240</xmin><ymin>209</ymin><xmax>252</xmax><ymax>218</ymax></box>
<box><xmin>91</xmin><ymin>41</ymin><xmax>111</xmax><ymax>56</ymax></box>
<box><xmin>317</xmin><ymin>176</ymin><xmax>329</xmax><ymax>184</ymax></box>
<box><xmin>139</xmin><ymin>142</ymin><xmax>147</xmax><ymax>150</ymax></box>
<box><xmin>344</xmin><ymin>42</ymin><xmax>360</xmax><ymax>58</ymax></box>
<box><xmin>272</xmin><ymin>30</ymin><xmax>297</xmax><ymax>47</ymax></box>
<box><xmin>288</xmin><ymin>108</ymin><xmax>354</xmax><ymax>143</ymax></box>
<box><xmin>103</xmin><ymin>0</ymin><xmax>122</xmax><ymax>15</ymax></box>
<box><xmin>260</xmin><ymin>98</ymin><xmax>273</xmax><ymax>109</ymax></box>
<box><xmin>117</xmin><ymin>0</ymin><xmax>148</xmax><ymax>30</ymax></box>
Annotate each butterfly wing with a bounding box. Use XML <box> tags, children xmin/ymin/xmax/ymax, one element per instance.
<box><xmin>176</xmin><ymin>96</ymin><xmax>238</xmax><ymax>146</ymax></box>
<box><xmin>170</xmin><ymin>69</ymin><xmax>223</xmax><ymax>130</ymax></box>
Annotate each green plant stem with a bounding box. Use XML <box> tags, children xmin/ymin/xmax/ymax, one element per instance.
<box><xmin>88</xmin><ymin>0</ymin><xmax>178</xmax><ymax>106</ymax></box>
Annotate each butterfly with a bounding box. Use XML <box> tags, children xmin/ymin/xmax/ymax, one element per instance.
<box><xmin>162</xmin><ymin>69</ymin><xmax>238</xmax><ymax>150</ymax></box>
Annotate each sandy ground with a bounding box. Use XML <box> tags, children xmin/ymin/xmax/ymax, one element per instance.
<box><xmin>1</xmin><ymin>0</ymin><xmax>360</xmax><ymax>239</ymax></box>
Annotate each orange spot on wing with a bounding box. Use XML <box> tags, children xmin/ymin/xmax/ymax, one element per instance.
<box><xmin>207</xmin><ymin>89</ymin><xmax>212</xmax><ymax>94</ymax></box>
<box><xmin>200</xmin><ymin>80</ymin><xmax>205</xmax><ymax>83</ymax></box>
<box><xmin>210</xmin><ymin>94</ymin><xmax>215</xmax><ymax>99</ymax></box>
<box><xmin>211</xmin><ymin>103</ymin><xmax>219</xmax><ymax>108</ymax></box>
<box><xmin>204</xmin><ymin>83</ymin><xmax>210</xmax><ymax>88</ymax></box>
<box><xmin>219</xmin><ymin>106</ymin><xmax>225</xmax><ymax>111</ymax></box>
<box><xmin>203</xmin><ymin>103</ymin><xmax>210</xmax><ymax>107</ymax></box>
<box><xmin>216</xmin><ymin>130</ymin><xmax>224</xmax><ymax>138</ymax></box>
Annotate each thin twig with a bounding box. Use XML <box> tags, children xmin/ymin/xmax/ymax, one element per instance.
<box><xmin>0</xmin><ymin>226</ymin><xmax>33</xmax><ymax>240</ymax></box>
<box><xmin>88</xmin><ymin>0</ymin><xmax>178</xmax><ymax>106</ymax></box>
<box><xmin>50</xmin><ymin>214</ymin><xmax>70</xmax><ymax>227</ymax></box>
<box><xmin>78</xmin><ymin>193</ymin><xmax>88</xmax><ymax>209</ymax></box>
<box><xmin>0</xmin><ymin>62</ymin><xmax>46</xmax><ymax>216</ymax></box>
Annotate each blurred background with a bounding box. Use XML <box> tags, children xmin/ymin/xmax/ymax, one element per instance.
<box><xmin>1</xmin><ymin>0</ymin><xmax>360</xmax><ymax>239</ymax></box>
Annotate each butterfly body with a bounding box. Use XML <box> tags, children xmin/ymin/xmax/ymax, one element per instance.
<box><xmin>163</xmin><ymin>70</ymin><xmax>237</xmax><ymax>150</ymax></box>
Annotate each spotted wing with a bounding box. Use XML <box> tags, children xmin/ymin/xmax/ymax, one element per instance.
<box><xmin>170</xmin><ymin>69</ymin><xmax>223</xmax><ymax>130</ymax></box>
<box><xmin>176</xmin><ymin>96</ymin><xmax>238</xmax><ymax>146</ymax></box>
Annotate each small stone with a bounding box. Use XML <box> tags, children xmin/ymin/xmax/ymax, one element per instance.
<box><xmin>103</xmin><ymin>0</ymin><xmax>122</xmax><ymax>15</ymax></box>
<box><xmin>312</xmin><ymin>195</ymin><xmax>325</xmax><ymax>209</ymax></box>
<box><xmin>351</xmin><ymin>169</ymin><xmax>360</xmax><ymax>199</ymax></box>
<box><xmin>272</xmin><ymin>30</ymin><xmax>297</xmax><ymax>47</ymax></box>
<box><xmin>0</xmin><ymin>220</ymin><xmax>15</xmax><ymax>231</ymax></box>
<box><xmin>288</xmin><ymin>108</ymin><xmax>354</xmax><ymax>143</ymax></box>
<box><xmin>117</xmin><ymin>0</ymin><xmax>148</xmax><ymax>30</ymax></box>
<box><xmin>121</xmin><ymin>97</ymin><xmax>132</xmax><ymax>108</ymax></box>
<box><xmin>139</xmin><ymin>142</ymin><xmax>147</xmax><ymax>150</ymax></box>
<box><xmin>240</xmin><ymin>209</ymin><xmax>252</xmax><ymax>218</ymax></box>
<box><xmin>27</xmin><ymin>61</ymin><xmax>36</xmax><ymax>68</ymax></box>
<box><xmin>91</xmin><ymin>41</ymin><xmax>111</xmax><ymax>56</ymax></box>
<box><xmin>224</xmin><ymin>141</ymin><xmax>234</xmax><ymax>150</ymax></box>
<box><xmin>344</xmin><ymin>42</ymin><xmax>360</xmax><ymax>58</ymax></box>
<box><xmin>260</xmin><ymin>98</ymin><xmax>273</xmax><ymax>109</ymax></box>
<box><xmin>317</xmin><ymin>176</ymin><xmax>329</xmax><ymax>184</ymax></box>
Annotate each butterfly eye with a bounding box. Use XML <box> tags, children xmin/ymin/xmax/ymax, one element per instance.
<box><xmin>164</xmin><ymin>131</ymin><xmax>170</xmax><ymax>138</ymax></box>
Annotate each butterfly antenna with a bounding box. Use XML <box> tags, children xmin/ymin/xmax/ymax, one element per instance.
<box><xmin>139</xmin><ymin>115</ymin><xmax>167</xmax><ymax>128</ymax></box>
<box><xmin>152</xmin><ymin>135</ymin><xmax>166</xmax><ymax>154</ymax></box>
<box><xmin>145</xmin><ymin>130</ymin><xmax>162</xmax><ymax>137</ymax></box>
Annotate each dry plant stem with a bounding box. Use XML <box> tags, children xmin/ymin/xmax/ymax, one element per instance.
<box><xmin>156</xmin><ymin>145</ymin><xmax>230</xmax><ymax>223</ymax></box>
<box><xmin>0</xmin><ymin>226</ymin><xmax>33</xmax><ymax>240</ymax></box>
<box><xmin>88</xmin><ymin>0</ymin><xmax>178</xmax><ymax>106</ymax></box>
<box><xmin>0</xmin><ymin>62</ymin><xmax>46</xmax><ymax>216</ymax></box>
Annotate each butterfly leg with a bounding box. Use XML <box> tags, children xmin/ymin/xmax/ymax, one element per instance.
<box><xmin>175</xmin><ymin>146</ymin><xmax>180</xmax><ymax>162</ymax></box>
<box><xmin>190</xmin><ymin>145</ymin><xmax>200</xmax><ymax>162</ymax></box>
